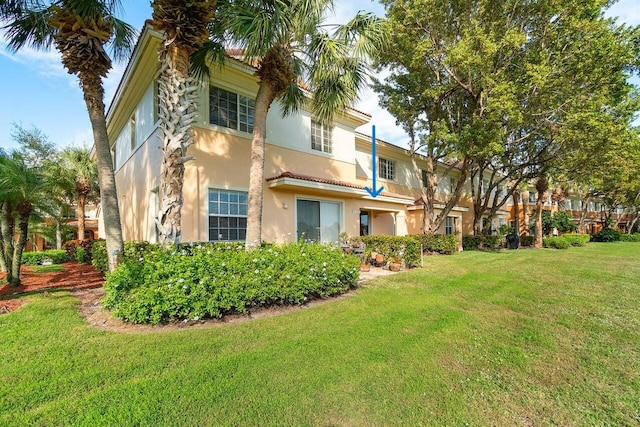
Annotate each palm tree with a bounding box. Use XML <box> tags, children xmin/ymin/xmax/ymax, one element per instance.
<box><xmin>57</xmin><ymin>147</ymin><xmax>99</xmax><ymax>240</ymax></box>
<box><xmin>0</xmin><ymin>152</ymin><xmax>49</xmax><ymax>286</ymax></box>
<box><xmin>0</xmin><ymin>0</ymin><xmax>135</xmax><ymax>272</ymax></box>
<box><xmin>150</xmin><ymin>0</ymin><xmax>216</xmax><ymax>246</ymax></box>
<box><xmin>203</xmin><ymin>0</ymin><xmax>385</xmax><ymax>249</ymax></box>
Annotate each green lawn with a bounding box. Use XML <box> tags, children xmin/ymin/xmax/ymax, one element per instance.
<box><xmin>1</xmin><ymin>243</ymin><xmax>639</xmax><ymax>425</ymax></box>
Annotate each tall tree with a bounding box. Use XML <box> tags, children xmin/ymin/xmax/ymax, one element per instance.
<box><xmin>151</xmin><ymin>0</ymin><xmax>216</xmax><ymax>246</ymax></box>
<box><xmin>202</xmin><ymin>0</ymin><xmax>385</xmax><ymax>248</ymax></box>
<box><xmin>0</xmin><ymin>0</ymin><xmax>135</xmax><ymax>272</ymax></box>
<box><xmin>57</xmin><ymin>147</ymin><xmax>99</xmax><ymax>240</ymax></box>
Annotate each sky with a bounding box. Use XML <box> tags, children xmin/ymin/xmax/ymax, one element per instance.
<box><xmin>0</xmin><ymin>0</ymin><xmax>638</xmax><ymax>152</ymax></box>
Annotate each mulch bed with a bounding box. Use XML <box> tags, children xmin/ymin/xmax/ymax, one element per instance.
<box><xmin>0</xmin><ymin>262</ymin><xmax>104</xmax><ymax>313</ymax></box>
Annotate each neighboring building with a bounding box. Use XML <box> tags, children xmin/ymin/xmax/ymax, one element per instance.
<box><xmin>105</xmin><ymin>23</ymin><xmax>505</xmax><ymax>246</ymax></box>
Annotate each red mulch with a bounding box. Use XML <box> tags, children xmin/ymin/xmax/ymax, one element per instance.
<box><xmin>0</xmin><ymin>262</ymin><xmax>105</xmax><ymax>313</ymax></box>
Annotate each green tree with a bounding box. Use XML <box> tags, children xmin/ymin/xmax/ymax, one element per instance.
<box><xmin>0</xmin><ymin>151</ymin><xmax>50</xmax><ymax>286</ymax></box>
<box><xmin>0</xmin><ymin>0</ymin><xmax>136</xmax><ymax>272</ymax></box>
<box><xmin>56</xmin><ymin>147</ymin><xmax>99</xmax><ymax>240</ymax></box>
<box><xmin>151</xmin><ymin>0</ymin><xmax>216</xmax><ymax>246</ymax></box>
<box><xmin>200</xmin><ymin>0</ymin><xmax>384</xmax><ymax>248</ymax></box>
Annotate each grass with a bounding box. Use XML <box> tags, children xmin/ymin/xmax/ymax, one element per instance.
<box><xmin>30</xmin><ymin>264</ymin><xmax>66</xmax><ymax>273</ymax></box>
<box><xmin>1</xmin><ymin>243</ymin><xmax>639</xmax><ymax>425</ymax></box>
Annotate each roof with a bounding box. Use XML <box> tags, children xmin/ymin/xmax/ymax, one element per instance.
<box><xmin>266</xmin><ymin>171</ymin><xmax>410</xmax><ymax>200</ymax></box>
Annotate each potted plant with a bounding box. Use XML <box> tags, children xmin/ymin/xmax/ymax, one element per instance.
<box><xmin>359</xmin><ymin>254</ymin><xmax>370</xmax><ymax>272</ymax></box>
<box><xmin>389</xmin><ymin>256</ymin><xmax>402</xmax><ymax>272</ymax></box>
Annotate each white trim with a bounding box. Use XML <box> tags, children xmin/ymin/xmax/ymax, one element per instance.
<box><xmin>206</xmin><ymin>185</ymin><xmax>250</xmax><ymax>242</ymax></box>
<box><xmin>407</xmin><ymin>204</ymin><xmax>470</xmax><ymax>212</ymax></box>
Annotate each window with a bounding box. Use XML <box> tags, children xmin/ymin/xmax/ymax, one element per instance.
<box><xmin>209</xmin><ymin>86</ymin><xmax>255</xmax><ymax>133</ymax></box>
<box><xmin>378</xmin><ymin>157</ymin><xmax>395</xmax><ymax>181</ymax></box>
<box><xmin>445</xmin><ymin>217</ymin><xmax>454</xmax><ymax>235</ymax></box>
<box><xmin>311</xmin><ymin>120</ymin><xmax>333</xmax><ymax>154</ymax></box>
<box><xmin>449</xmin><ymin>177</ymin><xmax>456</xmax><ymax>194</ymax></box>
<box><xmin>208</xmin><ymin>189</ymin><xmax>248</xmax><ymax>241</ymax></box>
<box><xmin>297</xmin><ymin>199</ymin><xmax>341</xmax><ymax>243</ymax></box>
<box><xmin>528</xmin><ymin>192</ymin><xmax>536</xmax><ymax>204</ymax></box>
<box><xmin>360</xmin><ymin>211</ymin><xmax>370</xmax><ymax>236</ymax></box>
<box><xmin>421</xmin><ymin>169</ymin><xmax>427</xmax><ymax>187</ymax></box>
<box><xmin>130</xmin><ymin>115</ymin><xmax>136</xmax><ymax>150</ymax></box>
<box><xmin>571</xmin><ymin>199</ymin><xmax>581</xmax><ymax>210</ymax></box>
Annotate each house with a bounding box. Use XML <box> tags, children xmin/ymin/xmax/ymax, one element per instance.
<box><xmin>105</xmin><ymin>23</ymin><xmax>509</xmax><ymax>246</ymax></box>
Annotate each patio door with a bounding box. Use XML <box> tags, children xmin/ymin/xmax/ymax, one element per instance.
<box><xmin>296</xmin><ymin>199</ymin><xmax>341</xmax><ymax>243</ymax></box>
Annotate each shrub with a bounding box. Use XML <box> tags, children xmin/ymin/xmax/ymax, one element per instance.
<box><xmin>543</xmin><ymin>236</ymin><xmax>570</xmax><ymax>249</ymax></box>
<box><xmin>411</xmin><ymin>234</ymin><xmax>457</xmax><ymax>255</ymax></box>
<box><xmin>619</xmin><ymin>233</ymin><xmax>640</xmax><ymax>242</ymax></box>
<box><xmin>92</xmin><ymin>239</ymin><xmax>162</xmax><ymax>273</ymax></box>
<box><xmin>520</xmin><ymin>235</ymin><xmax>534</xmax><ymax>247</ymax></box>
<box><xmin>21</xmin><ymin>249</ymin><xmax>68</xmax><ymax>266</ymax></box>
<box><xmin>562</xmin><ymin>233</ymin><xmax>590</xmax><ymax>247</ymax></box>
<box><xmin>75</xmin><ymin>246</ymin><xmax>87</xmax><ymax>263</ymax></box>
<box><xmin>63</xmin><ymin>239</ymin><xmax>93</xmax><ymax>262</ymax></box>
<box><xmin>360</xmin><ymin>235</ymin><xmax>421</xmax><ymax>267</ymax></box>
<box><xmin>103</xmin><ymin>243</ymin><xmax>360</xmax><ymax>324</ymax></box>
<box><xmin>461</xmin><ymin>234</ymin><xmax>505</xmax><ymax>250</ymax></box>
<box><xmin>592</xmin><ymin>228</ymin><xmax>621</xmax><ymax>242</ymax></box>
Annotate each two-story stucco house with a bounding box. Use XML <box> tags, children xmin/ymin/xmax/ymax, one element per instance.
<box><xmin>105</xmin><ymin>23</ymin><xmax>505</xmax><ymax>245</ymax></box>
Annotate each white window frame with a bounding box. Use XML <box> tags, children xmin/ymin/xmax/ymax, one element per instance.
<box><xmin>378</xmin><ymin>157</ymin><xmax>395</xmax><ymax>181</ymax></box>
<box><xmin>295</xmin><ymin>195</ymin><xmax>344</xmax><ymax>244</ymax></box>
<box><xmin>208</xmin><ymin>188</ymin><xmax>249</xmax><ymax>242</ymax></box>
<box><xmin>209</xmin><ymin>85</ymin><xmax>255</xmax><ymax>134</ymax></box>
<box><xmin>445</xmin><ymin>217</ymin><xmax>454</xmax><ymax>235</ymax></box>
<box><xmin>311</xmin><ymin>119</ymin><xmax>333</xmax><ymax>154</ymax></box>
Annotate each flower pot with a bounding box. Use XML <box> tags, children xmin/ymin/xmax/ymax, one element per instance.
<box><xmin>375</xmin><ymin>254</ymin><xmax>384</xmax><ymax>264</ymax></box>
<box><xmin>389</xmin><ymin>262</ymin><xmax>401</xmax><ymax>272</ymax></box>
<box><xmin>360</xmin><ymin>263</ymin><xmax>371</xmax><ymax>272</ymax></box>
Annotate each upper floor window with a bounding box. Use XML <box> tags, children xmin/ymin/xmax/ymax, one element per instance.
<box><xmin>311</xmin><ymin>120</ymin><xmax>333</xmax><ymax>154</ymax></box>
<box><xmin>449</xmin><ymin>177</ymin><xmax>456</xmax><ymax>194</ymax></box>
<box><xmin>571</xmin><ymin>199</ymin><xmax>581</xmax><ymax>210</ymax></box>
<box><xmin>421</xmin><ymin>169</ymin><xmax>427</xmax><ymax>187</ymax></box>
<box><xmin>130</xmin><ymin>115</ymin><xmax>136</xmax><ymax>150</ymax></box>
<box><xmin>528</xmin><ymin>192</ymin><xmax>537</xmax><ymax>204</ymax></box>
<box><xmin>209</xmin><ymin>86</ymin><xmax>255</xmax><ymax>133</ymax></box>
<box><xmin>378</xmin><ymin>157</ymin><xmax>395</xmax><ymax>181</ymax></box>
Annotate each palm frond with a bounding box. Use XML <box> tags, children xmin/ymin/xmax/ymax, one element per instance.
<box><xmin>108</xmin><ymin>16</ymin><xmax>136</xmax><ymax>62</ymax></box>
<box><xmin>2</xmin><ymin>5</ymin><xmax>54</xmax><ymax>51</ymax></box>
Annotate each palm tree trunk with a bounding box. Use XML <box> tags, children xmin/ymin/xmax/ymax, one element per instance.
<box><xmin>10</xmin><ymin>204</ymin><xmax>31</xmax><ymax>286</ymax></box>
<box><xmin>79</xmin><ymin>72</ymin><xmax>124</xmax><ymax>272</ymax></box>
<box><xmin>578</xmin><ymin>195</ymin><xmax>591</xmax><ymax>233</ymax></box>
<box><xmin>534</xmin><ymin>196</ymin><xmax>544</xmax><ymax>248</ymax></box>
<box><xmin>77</xmin><ymin>192</ymin><xmax>87</xmax><ymax>240</ymax></box>
<box><xmin>0</xmin><ymin>202</ymin><xmax>9</xmax><ymax>274</ymax></box>
<box><xmin>0</xmin><ymin>202</ymin><xmax>14</xmax><ymax>280</ymax></box>
<box><xmin>56</xmin><ymin>219</ymin><xmax>62</xmax><ymax>250</ymax></box>
<box><xmin>156</xmin><ymin>48</ymin><xmax>199</xmax><ymax>246</ymax></box>
<box><xmin>246</xmin><ymin>84</ymin><xmax>276</xmax><ymax>250</ymax></box>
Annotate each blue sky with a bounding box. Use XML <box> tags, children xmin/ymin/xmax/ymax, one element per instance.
<box><xmin>0</xmin><ymin>0</ymin><xmax>637</xmax><ymax>151</ymax></box>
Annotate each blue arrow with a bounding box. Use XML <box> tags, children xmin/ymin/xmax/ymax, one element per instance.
<box><xmin>365</xmin><ymin>125</ymin><xmax>384</xmax><ymax>198</ymax></box>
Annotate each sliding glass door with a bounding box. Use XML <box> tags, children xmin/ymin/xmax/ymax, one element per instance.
<box><xmin>296</xmin><ymin>199</ymin><xmax>341</xmax><ymax>243</ymax></box>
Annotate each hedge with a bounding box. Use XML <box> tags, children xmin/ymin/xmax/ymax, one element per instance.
<box><xmin>562</xmin><ymin>233</ymin><xmax>590</xmax><ymax>247</ymax></box>
<box><xmin>543</xmin><ymin>236</ymin><xmax>570</xmax><ymax>249</ymax></box>
<box><xmin>21</xmin><ymin>249</ymin><xmax>68</xmax><ymax>266</ymax></box>
<box><xmin>411</xmin><ymin>234</ymin><xmax>457</xmax><ymax>255</ymax></box>
<box><xmin>520</xmin><ymin>236</ymin><xmax>534</xmax><ymax>247</ymax></box>
<box><xmin>92</xmin><ymin>239</ymin><xmax>162</xmax><ymax>273</ymax></box>
<box><xmin>592</xmin><ymin>228</ymin><xmax>621</xmax><ymax>242</ymax></box>
<box><xmin>619</xmin><ymin>233</ymin><xmax>640</xmax><ymax>242</ymax></box>
<box><xmin>63</xmin><ymin>239</ymin><xmax>94</xmax><ymax>262</ymax></box>
<box><xmin>461</xmin><ymin>234</ymin><xmax>504</xmax><ymax>250</ymax></box>
<box><xmin>104</xmin><ymin>242</ymin><xmax>359</xmax><ymax>324</ymax></box>
<box><xmin>360</xmin><ymin>235</ymin><xmax>421</xmax><ymax>267</ymax></box>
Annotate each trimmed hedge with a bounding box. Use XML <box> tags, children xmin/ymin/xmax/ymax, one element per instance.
<box><xmin>543</xmin><ymin>236</ymin><xmax>571</xmax><ymax>249</ymax></box>
<box><xmin>619</xmin><ymin>233</ymin><xmax>640</xmax><ymax>242</ymax></box>
<box><xmin>21</xmin><ymin>249</ymin><xmax>68</xmax><ymax>266</ymax></box>
<box><xmin>360</xmin><ymin>235</ymin><xmax>421</xmax><ymax>267</ymax></box>
<box><xmin>411</xmin><ymin>234</ymin><xmax>457</xmax><ymax>255</ymax></box>
<box><xmin>592</xmin><ymin>228</ymin><xmax>621</xmax><ymax>242</ymax></box>
<box><xmin>104</xmin><ymin>243</ymin><xmax>359</xmax><ymax>324</ymax></box>
<box><xmin>520</xmin><ymin>236</ymin><xmax>534</xmax><ymax>247</ymax></box>
<box><xmin>462</xmin><ymin>234</ymin><xmax>505</xmax><ymax>251</ymax></box>
<box><xmin>562</xmin><ymin>233</ymin><xmax>590</xmax><ymax>247</ymax></box>
<box><xmin>92</xmin><ymin>239</ymin><xmax>162</xmax><ymax>273</ymax></box>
